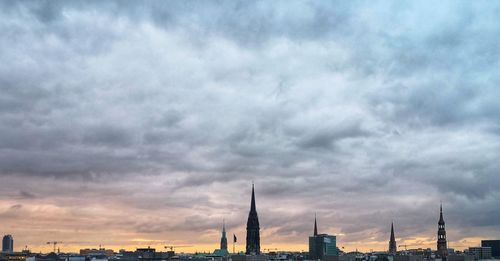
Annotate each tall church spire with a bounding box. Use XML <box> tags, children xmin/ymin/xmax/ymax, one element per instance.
<box><xmin>437</xmin><ymin>204</ymin><xmax>448</xmax><ymax>258</ymax></box>
<box><xmin>314</xmin><ymin>214</ymin><xmax>318</xmax><ymax>236</ymax></box>
<box><xmin>389</xmin><ymin>222</ymin><xmax>397</xmax><ymax>254</ymax></box>
<box><xmin>246</xmin><ymin>183</ymin><xmax>260</xmax><ymax>255</ymax></box>
<box><xmin>220</xmin><ymin>219</ymin><xmax>227</xmax><ymax>250</ymax></box>
<box><xmin>250</xmin><ymin>183</ymin><xmax>256</xmax><ymax>213</ymax></box>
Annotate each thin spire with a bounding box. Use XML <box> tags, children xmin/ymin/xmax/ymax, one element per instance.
<box><xmin>220</xmin><ymin>218</ymin><xmax>228</xmax><ymax>250</ymax></box>
<box><xmin>390</xmin><ymin>222</ymin><xmax>395</xmax><ymax>242</ymax></box>
<box><xmin>314</xmin><ymin>213</ymin><xmax>318</xmax><ymax>236</ymax></box>
<box><xmin>250</xmin><ymin>183</ymin><xmax>256</xmax><ymax>213</ymax></box>
<box><xmin>439</xmin><ymin>203</ymin><xmax>444</xmax><ymax>223</ymax></box>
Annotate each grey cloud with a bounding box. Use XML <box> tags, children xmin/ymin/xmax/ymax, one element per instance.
<box><xmin>19</xmin><ymin>191</ymin><xmax>37</xmax><ymax>199</ymax></box>
<box><xmin>1</xmin><ymin>0</ymin><xmax>500</xmax><ymax>250</ymax></box>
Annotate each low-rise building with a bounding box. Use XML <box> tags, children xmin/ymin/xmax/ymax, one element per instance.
<box><xmin>467</xmin><ymin>247</ymin><xmax>492</xmax><ymax>260</ymax></box>
<box><xmin>80</xmin><ymin>248</ymin><xmax>114</xmax><ymax>258</ymax></box>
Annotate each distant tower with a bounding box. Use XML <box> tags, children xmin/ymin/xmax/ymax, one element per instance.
<box><xmin>314</xmin><ymin>214</ymin><xmax>318</xmax><ymax>236</ymax></box>
<box><xmin>2</xmin><ymin>235</ymin><xmax>14</xmax><ymax>253</ymax></box>
<box><xmin>246</xmin><ymin>184</ymin><xmax>260</xmax><ymax>255</ymax></box>
<box><xmin>220</xmin><ymin>220</ymin><xmax>228</xmax><ymax>250</ymax></box>
<box><xmin>437</xmin><ymin>204</ymin><xmax>448</xmax><ymax>258</ymax></box>
<box><xmin>389</xmin><ymin>222</ymin><xmax>397</xmax><ymax>254</ymax></box>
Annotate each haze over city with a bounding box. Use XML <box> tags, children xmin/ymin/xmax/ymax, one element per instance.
<box><xmin>1</xmin><ymin>0</ymin><xmax>500</xmax><ymax>255</ymax></box>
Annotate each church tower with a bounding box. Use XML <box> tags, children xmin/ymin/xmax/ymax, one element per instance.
<box><xmin>220</xmin><ymin>220</ymin><xmax>228</xmax><ymax>250</ymax></box>
<box><xmin>389</xmin><ymin>222</ymin><xmax>397</xmax><ymax>254</ymax></box>
<box><xmin>246</xmin><ymin>184</ymin><xmax>260</xmax><ymax>255</ymax></box>
<box><xmin>437</xmin><ymin>204</ymin><xmax>448</xmax><ymax>258</ymax></box>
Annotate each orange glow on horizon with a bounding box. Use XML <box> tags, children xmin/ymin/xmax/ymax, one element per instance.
<box><xmin>21</xmin><ymin>238</ymin><xmax>481</xmax><ymax>254</ymax></box>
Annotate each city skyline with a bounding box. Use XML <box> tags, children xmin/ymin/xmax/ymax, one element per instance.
<box><xmin>1</xmin><ymin>0</ymin><xmax>500</xmax><ymax>255</ymax></box>
<box><xmin>0</xmin><ymin>187</ymin><xmax>486</xmax><ymax>253</ymax></box>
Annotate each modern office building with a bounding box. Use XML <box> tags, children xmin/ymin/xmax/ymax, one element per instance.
<box><xmin>246</xmin><ymin>184</ymin><xmax>260</xmax><ymax>255</ymax></box>
<box><xmin>468</xmin><ymin>247</ymin><xmax>492</xmax><ymax>260</ymax></box>
<box><xmin>309</xmin><ymin>216</ymin><xmax>337</xmax><ymax>260</ymax></box>
<box><xmin>481</xmin><ymin>240</ymin><xmax>500</xmax><ymax>258</ymax></box>
<box><xmin>2</xmin><ymin>235</ymin><xmax>13</xmax><ymax>253</ymax></box>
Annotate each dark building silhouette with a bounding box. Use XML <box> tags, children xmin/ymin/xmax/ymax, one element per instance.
<box><xmin>482</xmin><ymin>240</ymin><xmax>500</xmax><ymax>258</ymax></box>
<box><xmin>308</xmin><ymin>215</ymin><xmax>337</xmax><ymax>260</ymax></box>
<box><xmin>2</xmin><ymin>235</ymin><xmax>13</xmax><ymax>253</ymax></box>
<box><xmin>437</xmin><ymin>204</ymin><xmax>448</xmax><ymax>258</ymax></box>
<box><xmin>246</xmin><ymin>184</ymin><xmax>260</xmax><ymax>255</ymax></box>
<box><xmin>389</xmin><ymin>222</ymin><xmax>397</xmax><ymax>254</ymax></box>
<box><xmin>220</xmin><ymin>220</ymin><xmax>228</xmax><ymax>251</ymax></box>
<box><xmin>314</xmin><ymin>214</ymin><xmax>318</xmax><ymax>236</ymax></box>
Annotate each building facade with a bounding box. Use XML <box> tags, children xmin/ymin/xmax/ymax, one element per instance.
<box><xmin>246</xmin><ymin>184</ymin><xmax>260</xmax><ymax>255</ymax></box>
<box><xmin>2</xmin><ymin>235</ymin><xmax>13</xmax><ymax>253</ymax></box>
<box><xmin>468</xmin><ymin>247</ymin><xmax>492</xmax><ymax>260</ymax></box>
<box><xmin>437</xmin><ymin>205</ymin><xmax>448</xmax><ymax>258</ymax></box>
<box><xmin>481</xmin><ymin>240</ymin><xmax>500</xmax><ymax>258</ymax></box>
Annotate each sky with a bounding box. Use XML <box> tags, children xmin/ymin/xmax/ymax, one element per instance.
<box><xmin>1</xmin><ymin>0</ymin><xmax>500</xmax><ymax>254</ymax></box>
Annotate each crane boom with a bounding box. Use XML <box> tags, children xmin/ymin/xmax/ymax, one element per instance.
<box><xmin>46</xmin><ymin>241</ymin><xmax>62</xmax><ymax>253</ymax></box>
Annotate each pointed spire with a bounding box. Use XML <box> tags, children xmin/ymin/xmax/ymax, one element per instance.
<box><xmin>314</xmin><ymin>213</ymin><xmax>318</xmax><ymax>236</ymax></box>
<box><xmin>250</xmin><ymin>183</ymin><xmax>256</xmax><ymax>213</ymax></box>
<box><xmin>437</xmin><ymin>203</ymin><xmax>447</xmax><ymax>257</ymax></box>
<box><xmin>246</xmin><ymin>183</ymin><xmax>260</xmax><ymax>255</ymax></box>
<box><xmin>220</xmin><ymin>219</ymin><xmax>228</xmax><ymax>250</ymax></box>
<box><xmin>390</xmin><ymin>222</ymin><xmax>395</xmax><ymax>240</ymax></box>
<box><xmin>439</xmin><ymin>203</ymin><xmax>445</xmax><ymax>224</ymax></box>
<box><xmin>389</xmin><ymin>221</ymin><xmax>397</xmax><ymax>254</ymax></box>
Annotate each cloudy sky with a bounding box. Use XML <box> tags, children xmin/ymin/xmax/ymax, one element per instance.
<box><xmin>1</xmin><ymin>0</ymin><xmax>500</xmax><ymax>253</ymax></box>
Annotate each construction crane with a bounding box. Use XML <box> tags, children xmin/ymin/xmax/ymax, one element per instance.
<box><xmin>164</xmin><ymin>245</ymin><xmax>193</xmax><ymax>252</ymax></box>
<box><xmin>47</xmin><ymin>242</ymin><xmax>62</xmax><ymax>253</ymax></box>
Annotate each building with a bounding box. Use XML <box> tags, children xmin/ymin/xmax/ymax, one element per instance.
<box><xmin>221</xmin><ymin>220</ymin><xmax>228</xmax><ymax>251</ymax></box>
<box><xmin>246</xmin><ymin>184</ymin><xmax>260</xmax><ymax>255</ymax></box>
<box><xmin>2</xmin><ymin>235</ymin><xmax>13</xmax><ymax>253</ymax></box>
<box><xmin>231</xmin><ymin>255</ymin><xmax>268</xmax><ymax>261</ymax></box>
<box><xmin>80</xmin><ymin>247</ymin><xmax>115</xmax><ymax>257</ymax></box>
<box><xmin>213</xmin><ymin>220</ymin><xmax>229</xmax><ymax>257</ymax></box>
<box><xmin>468</xmin><ymin>247</ymin><xmax>492</xmax><ymax>260</ymax></box>
<box><xmin>308</xmin><ymin>215</ymin><xmax>337</xmax><ymax>260</ymax></box>
<box><xmin>0</xmin><ymin>252</ymin><xmax>29</xmax><ymax>261</ymax></box>
<box><xmin>388</xmin><ymin>222</ymin><xmax>397</xmax><ymax>255</ymax></box>
<box><xmin>437</xmin><ymin>205</ymin><xmax>448</xmax><ymax>258</ymax></box>
<box><xmin>26</xmin><ymin>253</ymin><xmax>64</xmax><ymax>261</ymax></box>
<box><xmin>393</xmin><ymin>255</ymin><xmax>424</xmax><ymax>261</ymax></box>
<box><xmin>447</xmin><ymin>255</ymin><xmax>474</xmax><ymax>261</ymax></box>
<box><xmin>481</xmin><ymin>240</ymin><xmax>500</xmax><ymax>258</ymax></box>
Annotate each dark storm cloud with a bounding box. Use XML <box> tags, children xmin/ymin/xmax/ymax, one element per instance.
<box><xmin>1</xmin><ymin>0</ymin><xmax>500</xmax><ymax>250</ymax></box>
